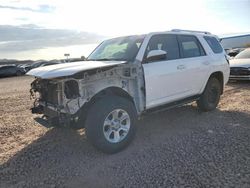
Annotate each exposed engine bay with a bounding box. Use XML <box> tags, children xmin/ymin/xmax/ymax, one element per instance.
<box><xmin>30</xmin><ymin>64</ymin><xmax>145</xmax><ymax>127</ymax></box>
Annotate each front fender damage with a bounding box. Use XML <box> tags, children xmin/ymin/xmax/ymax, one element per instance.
<box><xmin>30</xmin><ymin>63</ymin><xmax>145</xmax><ymax>127</ymax></box>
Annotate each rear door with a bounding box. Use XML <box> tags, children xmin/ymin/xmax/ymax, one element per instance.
<box><xmin>176</xmin><ymin>35</ymin><xmax>210</xmax><ymax>95</ymax></box>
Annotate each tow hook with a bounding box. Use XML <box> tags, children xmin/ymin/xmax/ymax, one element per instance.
<box><xmin>31</xmin><ymin>105</ymin><xmax>43</xmax><ymax>114</ymax></box>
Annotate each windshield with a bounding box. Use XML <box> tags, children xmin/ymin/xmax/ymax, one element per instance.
<box><xmin>235</xmin><ymin>48</ymin><xmax>250</xmax><ymax>59</ymax></box>
<box><xmin>87</xmin><ymin>35</ymin><xmax>145</xmax><ymax>61</ymax></box>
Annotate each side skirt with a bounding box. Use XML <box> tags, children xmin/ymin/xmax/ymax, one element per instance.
<box><xmin>144</xmin><ymin>95</ymin><xmax>200</xmax><ymax>115</ymax></box>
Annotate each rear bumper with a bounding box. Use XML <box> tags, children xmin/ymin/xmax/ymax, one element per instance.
<box><xmin>229</xmin><ymin>75</ymin><xmax>250</xmax><ymax>80</ymax></box>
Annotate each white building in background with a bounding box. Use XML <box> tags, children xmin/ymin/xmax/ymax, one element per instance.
<box><xmin>220</xmin><ymin>34</ymin><xmax>250</xmax><ymax>50</ymax></box>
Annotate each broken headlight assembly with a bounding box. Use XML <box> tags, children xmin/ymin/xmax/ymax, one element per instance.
<box><xmin>64</xmin><ymin>80</ymin><xmax>80</xmax><ymax>99</ymax></box>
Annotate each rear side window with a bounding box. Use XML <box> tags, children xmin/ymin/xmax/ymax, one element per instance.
<box><xmin>204</xmin><ymin>36</ymin><xmax>223</xmax><ymax>54</ymax></box>
<box><xmin>178</xmin><ymin>35</ymin><xmax>206</xmax><ymax>58</ymax></box>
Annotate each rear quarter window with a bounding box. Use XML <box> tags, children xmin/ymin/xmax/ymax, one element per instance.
<box><xmin>204</xmin><ymin>36</ymin><xmax>223</xmax><ymax>54</ymax></box>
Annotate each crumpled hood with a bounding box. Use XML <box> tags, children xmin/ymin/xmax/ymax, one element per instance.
<box><xmin>26</xmin><ymin>60</ymin><xmax>126</xmax><ymax>79</ymax></box>
<box><xmin>230</xmin><ymin>58</ymin><xmax>250</xmax><ymax>68</ymax></box>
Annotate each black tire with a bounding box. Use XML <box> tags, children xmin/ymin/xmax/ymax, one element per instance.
<box><xmin>85</xmin><ymin>96</ymin><xmax>137</xmax><ymax>154</ymax></box>
<box><xmin>16</xmin><ymin>70</ymin><xmax>22</xmax><ymax>76</ymax></box>
<box><xmin>197</xmin><ymin>77</ymin><xmax>222</xmax><ymax>111</ymax></box>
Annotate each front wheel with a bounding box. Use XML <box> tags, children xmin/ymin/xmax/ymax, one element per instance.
<box><xmin>85</xmin><ymin>96</ymin><xmax>137</xmax><ymax>154</ymax></box>
<box><xmin>197</xmin><ymin>77</ymin><xmax>222</xmax><ymax>111</ymax></box>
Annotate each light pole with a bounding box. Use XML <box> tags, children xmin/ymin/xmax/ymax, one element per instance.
<box><xmin>64</xmin><ymin>53</ymin><xmax>70</xmax><ymax>62</ymax></box>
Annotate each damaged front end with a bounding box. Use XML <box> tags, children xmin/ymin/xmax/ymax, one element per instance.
<box><xmin>30</xmin><ymin>78</ymin><xmax>78</xmax><ymax>127</ymax></box>
<box><xmin>29</xmin><ymin>63</ymin><xmax>145</xmax><ymax>128</ymax></box>
<box><xmin>30</xmin><ymin>76</ymin><xmax>90</xmax><ymax>128</ymax></box>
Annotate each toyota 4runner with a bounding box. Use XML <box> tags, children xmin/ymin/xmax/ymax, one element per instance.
<box><xmin>27</xmin><ymin>29</ymin><xmax>230</xmax><ymax>153</ymax></box>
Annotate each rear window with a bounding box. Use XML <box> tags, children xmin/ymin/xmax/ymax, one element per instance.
<box><xmin>204</xmin><ymin>36</ymin><xmax>223</xmax><ymax>54</ymax></box>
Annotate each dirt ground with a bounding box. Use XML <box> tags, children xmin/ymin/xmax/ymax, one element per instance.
<box><xmin>0</xmin><ymin>76</ymin><xmax>249</xmax><ymax>188</ymax></box>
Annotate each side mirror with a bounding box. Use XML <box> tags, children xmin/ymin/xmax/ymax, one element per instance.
<box><xmin>81</xmin><ymin>56</ymin><xmax>86</xmax><ymax>60</ymax></box>
<box><xmin>146</xmin><ymin>50</ymin><xmax>167</xmax><ymax>62</ymax></box>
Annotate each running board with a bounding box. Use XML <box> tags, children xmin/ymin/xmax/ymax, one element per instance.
<box><xmin>144</xmin><ymin>95</ymin><xmax>200</xmax><ymax>115</ymax></box>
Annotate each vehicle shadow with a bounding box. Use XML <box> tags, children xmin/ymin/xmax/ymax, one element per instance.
<box><xmin>1</xmin><ymin>105</ymin><xmax>250</xmax><ymax>187</ymax></box>
<box><xmin>225</xmin><ymin>80</ymin><xmax>250</xmax><ymax>93</ymax></box>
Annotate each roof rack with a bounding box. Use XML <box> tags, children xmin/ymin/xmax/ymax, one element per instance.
<box><xmin>171</xmin><ymin>29</ymin><xmax>211</xmax><ymax>35</ymax></box>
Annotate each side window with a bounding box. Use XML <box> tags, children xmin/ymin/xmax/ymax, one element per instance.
<box><xmin>204</xmin><ymin>36</ymin><xmax>223</xmax><ymax>54</ymax></box>
<box><xmin>146</xmin><ymin>34</ymin><xmax>180</xmax><ymax>61</ymax></box>
<box><xmin>0</xmin><ymin>67</ymin><xmax>10</xmax><ymax>73</ymax></box>
<box><xmin>1</xmin><ymin>67</ymin><xmax>9</xmax><ymax>70</ymax></box>
<box><xmin>178</xmin><ymin>35</ymin><xmax>205</xmax><ymax>58</ymax></box>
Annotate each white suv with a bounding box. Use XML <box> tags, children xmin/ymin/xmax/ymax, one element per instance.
<box><xmin>27</xmin><ymin>29</ymin><xmax>230</xmax><ymax>153</ymax></box>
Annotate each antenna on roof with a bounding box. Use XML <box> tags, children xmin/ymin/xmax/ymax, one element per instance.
<box><xmin>171</xmin><ymin>29</ymin><xmax>211</xmax><ymax>35</ymax></box>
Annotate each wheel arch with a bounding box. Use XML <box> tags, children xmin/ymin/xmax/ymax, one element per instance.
<box><xmin>207</xmin><ymin>71</ymin><xmax>224</xmax><ymax>94</ymax></box>
<box><xmin>77</xmin><ymin>86</ymin><xmax>138</xmax><ymax>125</ymax></box>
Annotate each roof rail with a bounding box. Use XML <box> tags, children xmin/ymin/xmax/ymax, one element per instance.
<box><xmin>171</xmin><ymin>29</ymin><xmax>211</xmax><ymax>35</ymax></box>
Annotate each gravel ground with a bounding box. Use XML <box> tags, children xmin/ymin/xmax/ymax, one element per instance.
<box><xmin>0</xmin><ymin>76</ymin><xmax>249</xmax><ymax>188</ymax></box>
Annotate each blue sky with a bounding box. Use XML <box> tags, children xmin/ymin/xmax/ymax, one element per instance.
<box><xmin>0</xmin><ymin>0</ymin><xmax>249</xmax><ymax>60</ymax></box>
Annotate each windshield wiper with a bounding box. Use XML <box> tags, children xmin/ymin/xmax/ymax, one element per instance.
<box><xmin>86</xmin><ymin>58</ymin><xmax>110</xmax><ymax>61</ymax></box>
<box><xmin>95</xmin><ymin>58</ymin><xmax>112</xmax><ymax>61</ymax></box>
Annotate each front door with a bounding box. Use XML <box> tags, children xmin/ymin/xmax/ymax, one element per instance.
<box><xmin>142</xmin><ymin>34</ymin><xmax>189</xmax><ymax>109</ymax></box>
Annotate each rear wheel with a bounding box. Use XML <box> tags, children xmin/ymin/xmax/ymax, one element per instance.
<box><xmin>16</xmin><ymin>70</ymin><xmax>22</xmax><ymax>76</ymax></box>
<box><xmin>197</xmin><ymin>77</ymin><xmax>222</xmax><ymax>111</ymax></box>
<box><xmin>85</xmin><ymin>96</ymin><xmax>137</xmax><ymax>153</ymax></box>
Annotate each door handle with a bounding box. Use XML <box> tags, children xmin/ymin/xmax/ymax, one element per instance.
<box><xmin>177</xmin><ymin>65</ymin><xmax>186</xmax><ymax>70</ymax></box>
